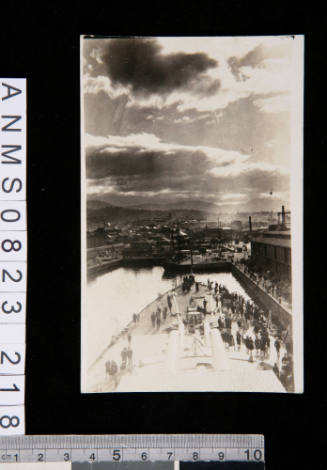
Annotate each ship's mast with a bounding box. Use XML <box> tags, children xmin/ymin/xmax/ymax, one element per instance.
<box><xmin>169</xmin><ymin>212</ymin><xmax>174</xmax><ymax>252</ymax></box>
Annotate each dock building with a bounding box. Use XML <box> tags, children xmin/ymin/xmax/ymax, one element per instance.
<box><xmin>250</xmin><ymin>206</ymin><xmax>291</xmax><ymax>281</ymax></box>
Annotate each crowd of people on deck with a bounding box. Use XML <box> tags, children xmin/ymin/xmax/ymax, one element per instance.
<box><xmin>103</xmin><ymin>273</ymin><xmax>293</xmax><ymax>392</ymax></box>
<box><xmin>201</xmin><ymin>277</ymin><xmax>293</xmax><ymax>391</ymax></box>
<box><xmin>182</xmin><ymin>274</ymin><xmax>195</xmax><ymax>293</ymax></box>
<box><xmin>151</xmin><ymin>306</ymin><xmax>168</xmax><ymax>329</ymax></box>
<box><xmin>236</xmin><ymin>259</ymin><xmax>292</xmax><ymax>308</ymax></box>
<box><xmin>104</xmin><ymin>333</ymin><xmax>134</xmax><ymax>390</ymax></box>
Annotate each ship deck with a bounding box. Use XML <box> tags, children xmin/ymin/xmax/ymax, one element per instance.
<box><xmin>85</xmin><ymin>281</ymin><xmax>286</xmax><ymax>393</ymax></box>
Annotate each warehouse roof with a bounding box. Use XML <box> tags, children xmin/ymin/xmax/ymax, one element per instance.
<box><xmin>252</xmin><ymin>236</ymin><xmax>291</xmax><ymax>248</ymax></box>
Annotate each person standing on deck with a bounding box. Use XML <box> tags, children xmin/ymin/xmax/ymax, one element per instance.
<box><xmin>121</xmin><ymin>347</ymin><xmax>128</xmax><ymax>370</ymax></box>
<box><xmin>273</xmin><ymin>362</ymin><xmax>279</xmax><ymax>378</ymax></box>
<box><xmin>247</xmin><ymin>337</ymin><xmax>254</xmax><ymax>362</ymax></box>
<box><xmin>163</xmin><ymin>306</ymin><xmax>167</xmax><ymax>321</ymax></box>
<box><xmin>105</xmin><ymin>360</ymin><xmax>111</xmax><ymax>378</ymax></box>
<box><xmin>156</xmin><ymin>312</ymin><xmax>161</xmax><ymax>330</ymax></box>
<box><xmin>236</xmin><ymin>330</ymin><xmax>242</xmax><ymax>351</ymax></box>
<box><xmin>109</xmin><ymin>360</ymin><xmax>119</xmax><ymax>387</ymax></box>
<box><xmin>274</xmin><ymin>337</ymin><xmax>281</xmax><ymax>363</ymax></box>
<box><xmin>126</xmin><ymin>347</ymin><xmax>133</xmax><ymax>371</ymax></box>
<box><xmin>255</xmin><ymin>335</ymin><xmax>261</xmax><ymax>359</ymax></box>
<box><xmin>260</xmin><ymin>335</ymin><xmax>267</xmax><ymax>360</ymax></box>
<box><xmin>266</xmin><ymin>335</ymin><xmax>270</xmax><ymax>358</ymax></box>
<box><xmin>167</xmin><ymin>294</ymin><xmax>172</xmax><ymax>313</ymax></box>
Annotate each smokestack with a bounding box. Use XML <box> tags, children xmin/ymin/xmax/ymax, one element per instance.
<box><xmin>282</xmin><ymin>205</ymin><xmax>285</xmax><ymax>226</ymax></box>
<box><xmin>248</xmin><ymin>216</ymin><xmax>252</xmax><ymax>232</ymax></box>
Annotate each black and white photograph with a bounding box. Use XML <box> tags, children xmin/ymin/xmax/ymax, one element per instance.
<box><xmin>81</xmin><ymin>35</ymin><xmax>304</xmax><ymax>394</ymax></box>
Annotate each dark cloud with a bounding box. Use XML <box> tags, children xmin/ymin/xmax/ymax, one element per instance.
<box><xmin>111</xmin><ymin>174</ymin><xmax>202</xmax><ymax>194</ymax></box>
<box><xmin>211</xmin><ymin>168</ymin><xmax>289</xmax><ymax>194</ymax></box>
<box><xmin>84</xmin><ymin>92</ymin><xmax>214</xmax><ymax>143</ymax></box>
<box><xmin>86</xmin><ymin>142</ymin><xmax>289</xmax><ymax>202</ymax></box>
<box><xmin>227</xmin><ymin>56</ymin><xmax>250</xmax><ymax>82</ymax></box>
<box><xmin>84</xmin><ymin>90</ymin><xmax>290</xmax><ymax>171</ymax></box>
<box><xmin>88</xmin><ymin>166</ymin><xmax>289</xmax><ymax>207</ymax></box>
<box><xmin>84</xmin><ymin>91</ymin><xmax>129</xmax><ymax>136</ymax></box>
<box><xmin>85</xmin><ymin>38</ymin><xmax>219</xmax><ymax>96</ymax></box>
<box><xmin>86</xmin><ymin>147</ymin><xmax>211</xmax><ymax>179</ymax></box>
<box><xmin>227</xmin><ymin>44</ymin><xmax>268</xmax><ymax>81</ymax></box>
<box><xmin>83</xmin><ymin>38</ymin><xmax>292</xmax><ymax>213</ymax></box>
<box><xmin>188</xmin><ymin>95</ymin><xmax>290</xmax><ymax>168</ymax></box>
<box><xmin>189</xmin><ymin>76</ymin><xmax>221</xmax><ymax>96</ymax></box>
<box><xmin>228</xmin><ymin>42</ymin><xmax>291</xmax><ymax>81</ymax></box>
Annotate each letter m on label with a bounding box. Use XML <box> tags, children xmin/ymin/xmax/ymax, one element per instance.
<box><xmin>1</xmin><ymin>145</ymin><xmax>21</xmax><ymax>164</ymax></box>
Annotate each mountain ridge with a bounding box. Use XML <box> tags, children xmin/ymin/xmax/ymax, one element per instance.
<box><xmin>87</xmin><ymin>195</ymin><xmax>289</xmax><ymax>216</ymax></box>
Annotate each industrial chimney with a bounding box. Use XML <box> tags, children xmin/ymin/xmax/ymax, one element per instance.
<box><xmin>282</xmin><ymin>205</ymin><xmax>285</xmax><ymax>226</ymax></box>
<box><xmin>248</xmin><ymin>216</ymin><xmax>252</xmax><ymax>232</ymax></box>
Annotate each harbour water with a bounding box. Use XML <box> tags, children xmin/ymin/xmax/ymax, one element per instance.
<box><xmin>85</xmin><ymin>266</ymin><xmax>251</xmax><ymax>367</ymax></box>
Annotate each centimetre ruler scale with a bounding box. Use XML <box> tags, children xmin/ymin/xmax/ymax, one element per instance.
<box><xmin>0</xmin><ymin>434</ymin><xmax>264</xmax><ymax>463</ymax></box>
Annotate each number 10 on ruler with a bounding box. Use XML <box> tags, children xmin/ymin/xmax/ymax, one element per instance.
<box><xmin>0</xmin><ymin>79</ymin><xmax>27</xmax><ymax>434</ymax></box>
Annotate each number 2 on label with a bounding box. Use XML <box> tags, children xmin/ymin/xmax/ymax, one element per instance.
<box><xmin>0</xmin><ymin>351</ymin><xmax>21</xmax><ymax>364</ymax></box>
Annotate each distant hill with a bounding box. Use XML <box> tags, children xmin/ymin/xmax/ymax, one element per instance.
<box><xmin>88</xmin><ymin>193</ymin><xmax>220</xmax><ymax>213</ymax></box>
<box><xmin>86</xmin><ymin>196</ymin><xmax>290</xmax><ymax>224</ymax></box>
<box><xmin>87</xmin><ymin>199</ymin><xmax>207</xmax><ymax>224</ymax></box>
<box><xmin>129</xmin><ymin>199</ymin><xmax>220</xmax><ymax>214</ymax></box>
<box><xmin>87</xmin><ymin>200</ymin><xmax>114</xmax><ymax>210</ymax></box>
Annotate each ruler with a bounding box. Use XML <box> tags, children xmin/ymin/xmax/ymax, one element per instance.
<box><xmin>0</xmin><ymin>79</ymin><xmax>27</xmax><ymax>436</ymax></box>
<box><xmin>0</xmin><ymin>435</ymin><xmax>264</xmax><ymax>463</ymax></box>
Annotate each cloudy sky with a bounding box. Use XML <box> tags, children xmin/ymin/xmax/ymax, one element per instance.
<box><xmin>82</xmin><ymin>36</ymin><xmax>301</xmax><ymax>213</ymax></box>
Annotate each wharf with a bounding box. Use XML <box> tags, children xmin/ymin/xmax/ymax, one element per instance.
<box><xmin>164</xmin><ymin>260</ymin><xmax>231</xmax><ymax>273</ymax></box>
<box><xmin>230</xmin><ymin>264</ymin><xmax>292</xmax><ymax>337</ymax></box>
<box><xmin>88</xmin><ymin>258</ymin><xmax>122</xmax><ymax>279</ymax></box>
<box><xmin>88</xmin><ymin>257</ymin><xmax>231</xmax><ymax>277</ymax></box>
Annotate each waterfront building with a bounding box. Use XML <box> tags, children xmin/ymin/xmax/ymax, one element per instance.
<box><xmin>87</xmin><ymin>227</ymin><xmax>108</xmax><ymax>248</ymax></box>
<box><xmin>122</xmin><ymin>241</ymin><xmax>153</xmax><ymax>259</ymax></box>
<box><xmin>251</xmin><ymin>230</ymin><xmax>291</xmax><ymax>281</ymax></box>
